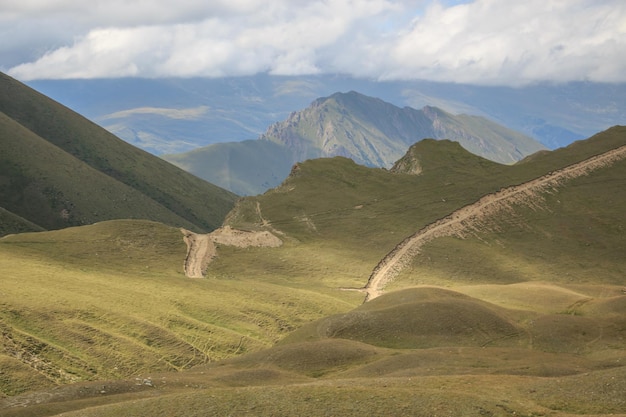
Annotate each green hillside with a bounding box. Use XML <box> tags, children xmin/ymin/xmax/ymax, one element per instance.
<box><xmin>164</xmin><ymin>139</ymin><xmax>292</xmax><ymax>196</ymax></box>
<box><xmin>0</xmin><ymin>127</ymin><xmax>624</xmax><ymax>416</ymax></box>
<box><xmin>0</xmin><ymin>72</ymin><xmax>238</xmax><ymax>234</ymax></box>
<box><xmin>164</xmin><ymin>91</ymin><xmax>545</xmax><ymax>195</ymax></box>
<box><xmin>0</xmin><ymin>220</ymin><xmax>357</xmax><ymax>396</ymax></box>
<box><xmin>0</xmin><ymin>206</ymin><xmax>44</xmax><ymax>236</ymax></box>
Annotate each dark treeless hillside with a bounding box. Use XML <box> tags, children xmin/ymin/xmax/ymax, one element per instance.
<box><xmin>0</xmin><ymin>72</ymin><xmax>237</xmax><ymax>234</ymax></box>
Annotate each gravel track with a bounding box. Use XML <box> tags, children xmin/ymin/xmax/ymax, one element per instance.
<box><xmin>363</xmin><ymin>144</ymin><xmax>626</xmax><ymax>301</ymax></box>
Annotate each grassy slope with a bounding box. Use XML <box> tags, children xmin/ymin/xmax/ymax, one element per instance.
<box><xmin>230</xmin><ymin>126</ymin><xmax>625</xmax><ymax>251</ymax></box>
<box><xmin>0</xmin><ymin>206</ymin><xmax>44</xmax><ymax>236</ymax></box>
<box><xmin>0</xmin><ymin>113</ymin><xmax>204</xmax><ymax>231</ymax></box>
<box><xmin>3</xmin><ymin>285</ymin><xmax>624</xmax><ymax>416</ymax></box>
<box><xmin>0</xmin><ymin>220</ymin><xmax>356</xmax><ymax>397</ymax></box>
<box><xmin>1</xmin><ymin>127</ymin><xmax>624</xmax><ymax>416</ymax></box>
<box><xmin>392</xmin><ymin>128</ymin><xmax>626</xmax><ymax>289</ymax></box>
<box><xmin>0</xmin><ymin>73</ymin><xmax>238</xmax><ymax>233</ymax></box>
<box><xmin>163</xmin><ymin>139</ymin><xmax>293</xmax><ymax>196</ymax></box>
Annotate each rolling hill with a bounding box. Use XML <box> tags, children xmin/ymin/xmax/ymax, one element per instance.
<box><xmin>0</xmin><ymin>72</ymin><xmax>238</xmax><ymax>235</ymax></box>
<box><xmin>0</xmin><ymin>126</ymin><xmax>624</xmax><ymax>416</ymax></box>
<box><xmin>164</xmin><ymin>91</ymin><xmax>545</xmax><ymax>195</ymax></box>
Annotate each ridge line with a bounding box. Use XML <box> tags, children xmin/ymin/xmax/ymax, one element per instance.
<box><xmin>362</xmin><ymin>144</ymin><xmax>626</xmax><ymax>302</ymax></box>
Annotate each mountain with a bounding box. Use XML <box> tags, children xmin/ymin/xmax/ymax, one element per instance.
<box><xmin>164</xmin><ymin>91</ymin><xmax>545</xmax><ymax>195</ymax></box>
<box><xmin>26</xmin><ymin>75</ymin><xmax>626</xmax><ymax>155</ymax></box>
<box><xmin>164</xmin><ymin>139</ymin><xmax>293</xmax><ymax>197</ymax></box>
<box><xmin>1</xmin><ymin>126</ymin><xmax>624</xmax><ymax>415</ymax></box>
<box><xmin>261</xmin><ymin>91</ymin><xmax>543</xmax><ymax>165</ymax></box>
<box><xmin>0</xmin><ymin>72</ymin><xmax>238</xmax><ymax>235</ymax></box>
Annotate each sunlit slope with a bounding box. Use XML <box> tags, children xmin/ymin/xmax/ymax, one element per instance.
<box><xmin>225</xmin><ymin>127</ymin><xmax>625</xmax><ymax>283</ymax></box>
<box><xmin>281</xmin><ymin>286</ymin><xmax>625</xmax><ymax>357</ymax></box>
<box><xmin>1</xmin><ymin>127</ymin><xmax>625</xmax><ymax>416</ymax></box>
<box><xmin>0</xmin><ymin>72</ymin><xmax>238</xmax><ymax>234</ymax></box>
<box><xmin>0</xmin><ymin>220</ymin><xmax>355</xmax><ymax>397</ymax></box>
<box><xmin>261</xmin><ymin>91</ymin><xmax>544</xmax><ymax>166</ymax></box>
<box><xmin>390</xmin><ymin>130</ymin><xmax>626</xmax><ymax>289</ymax></box>
<box><xmin>4</xmin><ymin>286</ymin><xmax>623</xmax><ymax>416</ymax></box>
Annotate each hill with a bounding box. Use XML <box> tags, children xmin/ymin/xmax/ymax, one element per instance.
<box><xmin>0</xmin><ymin>72</ymin><xmax>238</xmax><ymax>235</ymax></box>
<box><xmin>0</xmin><ymin>127</ymin><xmax>624</xmax><ymax>416</ymax></box>
<box><xmin>164</xmin><ymin>91</ymin><xmax>545</xmax><ymax>195</ymax></box>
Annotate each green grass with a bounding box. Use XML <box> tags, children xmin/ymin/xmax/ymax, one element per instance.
<box><xmin>1</xmin><ymin>127</ymin><xmax>625</xmax><ymax>415</ymax></box>
<box><xmin>0</xmin><ymin>220</ymin><xmax>359</xmax><ymax>397</ymax></box>
<box><xmin>392</xmin><ymin>145</ymin><xmax>626</xmax><ymax>291</ymax></box>
<box><xmin>0</xmin><ymin>73</ymin><xmax>238</xmax><ymax>234</ymax></box>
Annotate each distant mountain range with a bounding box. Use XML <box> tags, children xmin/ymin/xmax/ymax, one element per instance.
<box><xmin>26</xmin><ymin>75</ymin><xmax>626</xmax><ymax>156</ymax></box>
<box><xmin>0</xmin><ymin>72</ymin><xmax>237</xmax><ymax>236</ymax></box>
<box><xmin>163</xmin><ymin>91</ymin><xmax>545</xmax><ymax>195</ymax></box>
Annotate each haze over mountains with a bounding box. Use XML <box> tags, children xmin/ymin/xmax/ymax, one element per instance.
<box><xmin>164</xmin><ymin>91</ymin><xmax>545</xmax><ymax>195</ymax></box>
<box><xmin>27</xmin><ymin>75</ymin><xmax>626</xmax><ymax>155</ymax></box>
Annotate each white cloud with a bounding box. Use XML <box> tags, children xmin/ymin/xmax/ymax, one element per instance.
<box><xmin>380</xmin><ymin>0</ymin><xmax>626</xmax><ymax>85</ymax></box>
<box><xmin>3</xmin><ymin>0</ymin><xmax>625</xmax><ymax>85</ymax></box>
<box><xmin>99</xmin><ymin>106</ymin><xmax>210</xmax><ymax>121</ymax></box>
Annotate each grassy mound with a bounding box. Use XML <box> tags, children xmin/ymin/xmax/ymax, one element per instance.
<box><xmin>282</xmin><ymin>288</ymin><xmax>524</xmax><ymax>349</ymax></box>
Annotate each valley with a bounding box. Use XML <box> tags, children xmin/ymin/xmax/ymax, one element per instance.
<box><xmin>0</xmin><ymin>72</ymin><xmax>624</xmax><ymax>416</ymax></box>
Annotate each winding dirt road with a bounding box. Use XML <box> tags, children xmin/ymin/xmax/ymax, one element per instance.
<box><xmin>363</xmin><ymin>144</ymin><xmax>626</xmax><ymax>301</ymax></box>
<box><xmin>182</xmin><ymin>226</ymin><xmax>283</xmax><ymax>278</ymax></box>
<box><xmin>181</xmin><ymin>230</ymin><xmax>214</xmax><ymax>278</ymax></box>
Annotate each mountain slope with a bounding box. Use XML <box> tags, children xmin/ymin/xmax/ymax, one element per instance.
<box><xmin>27</xmin><ymin>76</ymin><xmax>626</xmax><ymax>154</ymax></box>
<box><xmin>367</xmin><ymin>135</ymin><xmax>626</xmax><ymax>299</ymax></box>
<box><xmin>0</xmin><ymin>127</ymin><xmax>624</xmax><ymax>416</ymax></box>
<box><xmin>225</xmin><ymin>126</ymin><xmax>626</xmax><ymax>287</ymax></box>
<box><xmin>164</xmin><ymin>139</ymin><xmax>293</xmax><ymax>197</ymax></box>
<box><xmin>262</xmin><ymin>91</ymin><xmax>542</xmax><ymax>166</ymax></box>
<box><xmin>0</xmin><ymin>73</ymin><xmax>238</xmax><ymax>234</ymax></box>
<box><xmin>164</xmin><ymin>91</ymin><xmax>545</xmax><ymax>195</ymax></box>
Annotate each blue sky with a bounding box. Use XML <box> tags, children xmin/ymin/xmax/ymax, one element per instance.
<box><xmin>1</xmin><ymin>0</ymin><xmax>625</xmax><ymax>85</ymax></box>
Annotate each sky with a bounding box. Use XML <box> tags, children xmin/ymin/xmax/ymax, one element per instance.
<box><xmin>1</xmin><ymin>0</ymin><xmax>625</xmax><ymax>85</ymax></box>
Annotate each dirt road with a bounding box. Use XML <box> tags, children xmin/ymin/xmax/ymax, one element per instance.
<box><xmin>181</xmin><ymin>230</ymin><xmax>215</xmax><ymax>278</ymax></box>
<box><xmin>182</xmin><ymin>226</ymin><xmax>282</xmax><ymax>278</ymax></box>
<box><xmin>363</xmin><ymin>144</ymin><xmax>626</xmax><ymax>301</ymax></box>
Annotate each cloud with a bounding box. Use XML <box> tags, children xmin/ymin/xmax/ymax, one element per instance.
<box><xmin>380</xmin><ymin>0</ymin><xmax>626</xmax><ymax>85</ymax></box>
<box><xmin>99</xmin><ymin>106</ymin><xmax>211</xmax><ymax>121</ymax></box>
<box><xmin>3</xmin><ymin>0</ymin><xmax>625</xmax><ymax>85</ymax></box>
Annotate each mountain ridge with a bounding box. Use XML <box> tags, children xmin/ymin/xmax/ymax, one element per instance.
<box><xmin>27</xmin><ymin>75</ymin><xmax>624</xmax><ymax>154</ymax></box>
<box><xmin>165</xmin><ymin>91</ymin><xmax>545</xmax><ymax>195</ymax></box>
<box><xmin>0</xmin><ymin>72</ymin><xmax>238</xmax><ymax>234</ymax></box>
<box><xmin>365</xmin><ymin>138</ymin><xmax>626</xmax><ymax>300</ymax></box>
<box><xmin>261</xmin><ymin>90</ymin><xmax>544</xmax><ymax>166</ymax></box>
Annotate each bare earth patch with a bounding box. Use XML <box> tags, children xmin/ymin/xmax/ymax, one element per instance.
<box><xmin>182</xmin><ymin>226</ymin><xmax>282</xmax><ymax>278</ymax></box>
